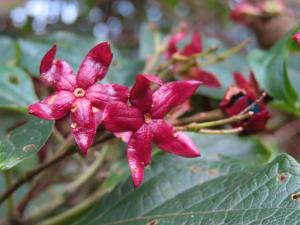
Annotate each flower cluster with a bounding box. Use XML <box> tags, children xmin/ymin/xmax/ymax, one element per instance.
<box><xmin>220</xmin><ymin>72</ymin><xmax>270</xmax><ymax>132</ymax></box>
<box><xmin>230</xmin><ymin>0</ymin><xmax>285</xmax><ymax>24</ymax></box>
<box><xmin>165</xmin><ymin>25</ymin><xmax>220</xmax><ymax>88</ymax></box>
<box><xmin>29</xmin><ymin>43</ymin><xmax>201</xmax><ymax>188</ymax></box>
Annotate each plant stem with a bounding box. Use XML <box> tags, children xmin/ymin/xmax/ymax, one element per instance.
<box><xmin>198</xmin><ymin>127</ymin><xmax>244</xmax><ymax>134</ymax></box>
<box><xmin>174</xmin><ymin>109</ymin><xmax>224</xmax><ymax>126</ymax></box>
<box><xmin>176</xmin><ymin>111</ymin><xmax>253</xmax><ymax>132</ymax></box>
<box><xmin>39</xmin><ymin>184</ymin><xmax>108</xmax><ymax>225</ymax></box>
<box><xmin>199</xmin><ymin>39</ymin><xmax>251</xmax><ymax>67</ymax></box>
<box><xmin>0</xmin><ymin>137</ymin><xmax>75</xmax><ymax>205</ymax></box>
<box><xmin>3</xmin><ymin>170</ymin><xmax>14</xmax><ymax>217</ymax></box>
<box><xmin>66</xmin><ymin>146</ymin><xmax>109</xmax><ymax>194</ymax></box>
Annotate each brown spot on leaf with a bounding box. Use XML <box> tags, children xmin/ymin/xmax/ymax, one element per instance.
<box><xmin>208</xmin><ymin>168</ymin><xmax>219</xmax><ymax>177</ymax></box>
<box><xmin>190</xmin><ymin>165</ymin><xmax>203</xmax><ymax>173</ymax></box>
<box><xmin>146</xmin><ymin>219</ymin><xmax>158</xmax><ymax>225</ymax></box>
<box><xmin>291</xmin><ymin>192</ymin><xmax>300</xmax><ymax>201</ymax></box>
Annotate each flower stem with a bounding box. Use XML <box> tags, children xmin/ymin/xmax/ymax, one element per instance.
<box><xmin>176</xmin><ymin>111</ymin><xmax>253</xmax><ymax>132</ymax></box>
<box><xmin>3</xmin><ymin>170</ymin><xmax>14</xmax><ymax>217</ymax></box>
<box><xmin>198</xmin><ymin>127</ymin><xmax>244</xmax><ymax>134</ymax></box>
<box><xmin>199</xmin><ymin>38</ymin><xmax>251</xmax><ymax>67</ymax></box>
<box><xmin>39</xmin><ymin>183</ymin><xmax>108</xmax><ymax>225</ymax></box>
<box><xmin>0</xmin><ymin>136</ymin><xmax>75</xmax><ymax>205</ymax></box>
<box><xmin>174</xmin><ymin>109</ymin><xmax>225</xmax><ymax>125</ymax></box>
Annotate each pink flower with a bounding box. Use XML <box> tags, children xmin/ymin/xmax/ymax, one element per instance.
<box><xmin>230</xmin><ymin>0</ymin><xmax>285</xmax><ymax>24</ymax></box>
<box><xmin>28</xmin><ymin>43</ymin><xmax>129</xmax><ymax>154</ymax></box>
<box><xmin>292</xmin><ymin>30</ymin><xmax>300</xmax><ymax>46</ymax></box>
<box><xmin>103</xmin><ymin>74</ymin><xmax>201</xmax><ymax>188</ymax></box>
<box><xmin>165</xmin><ymin>28</ymin><xmax>220</xmax><ymax>88</ymax></box>
<box><xmin>220</xmin><ymin>72</ymin><xmax>270</xmax><ymax>132</ymax></box>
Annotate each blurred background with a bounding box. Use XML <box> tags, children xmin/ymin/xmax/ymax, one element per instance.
<box><xmin>0</xmin><ymin>0</ymin><xmax>298</xmax><ymax>48</ymax></box>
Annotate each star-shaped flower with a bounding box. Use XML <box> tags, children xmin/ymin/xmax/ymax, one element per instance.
<box><xmin>29</xmin><ymin>43</ymin><xmax>129</xmax><ymax>154</ymax></box>
<box><xmin>103</xmin><ymin>74</ymin><xmax>201</xmax><ymax>188</ymax></box>
<box><xmin>220</xmin><ymin>72</ymin><xmax>270</xmax><ymax>132</ymax></box>
<box><xmin>165</xmin><ymin>27</ymin><xmax>220</xmax><ymax>88</ymax></box>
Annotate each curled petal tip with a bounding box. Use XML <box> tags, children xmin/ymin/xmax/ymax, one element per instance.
<box><xmin>40</xmin><ymin>44</ymin><xmax>57</xmax><ymax>75</ymax></box>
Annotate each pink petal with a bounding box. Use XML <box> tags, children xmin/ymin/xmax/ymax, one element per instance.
<box><xmin>181</xmin><ymin>32</ymin><xmax>203</xmax><ymax>57</ymax></box>
<box><xmin>127</xmin><ymin>124</ymin><xmax>153</xmax><ymax>188</ymax></box>
<box><xmin>103</xmin><ymin>102</ymin><xmax>144</xmax><ymax>133</ymax></box>
<box><xmin>292</xmin><ymin>31</ymin><xmax>300</xmax><ymax>46</ymax></box>
<box><xmin>129</xmin><ymin>74</ymin><xmax>161</xmax><ymax>113</ymax></box>
<box><xmin>77</xmin><ymin>42</ymin><xmax>113</xmax><ymax>89</ymax></box>
<box><xmin>28</xmin><ymin>91</ymin><xmax>75</xmax><ymax>120</ymax></box>
<box><xmin>92</xmin><ymin>107</ymin><xmax>103</xmax><ymax>127</ymax></box>
<box><xmin>151</xmin><ymin>80</ymin><xmax>201</xmax><ymax>119</ymax></box>
<box><xmin>189</xmin><ymin>68</ymin><xmax>220</xmax><ymax>88</ymax></box>
<box><xmin>86</xmin><ymin>84</ymin><xmax>129</xmax><ymax>110</ymax></box>
<box><xmin>233</xmin><ymin>72</ymin><xmax>257</xmax><ymax>96</ymax></box>
<box><xmin>165</xmin><ymin>31</ymin><xmax>186</xmax><ymax>59</ymax></box>
<box><xmin>150</xmin><ymin>119</ymin><xmax>200</xmax><ymax>157</ymax></box>
<box><xmin>71</xmin><ymin>98</ymin><xmax>96</xmax><ymax>154</ymax></box>
<box><xmin>114</xmin><ymin>131</ymin><xmax>133</xmax><ymax>143</ymax></box>
<box><xmin>40</xmin><ymin>45</ymin><xmax>76</xmax><ymax>91</ymax></box>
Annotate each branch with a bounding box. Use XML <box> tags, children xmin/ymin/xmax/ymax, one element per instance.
<box><xmin>0</xmin><ymin>137</ymin><xmax>75</xmax><ymax>205</ymax></box>
<box><xmin>176</xmin><ymin>111</ymin><xmax>253</xmax><ymax>132</ymax></box>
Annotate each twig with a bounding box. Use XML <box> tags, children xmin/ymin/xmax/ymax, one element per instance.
<box><xmin>3</xmin><ymin>170</ymin><xmax>14</xmax><ymax>217</ymax></box>
<box><xmin>38</xmin><ymin>183</ymin><xmax>108</xmax><ymax>225</ymax></box>
<box><xmin>176</xmin><ymin>111</ymin><xmax>253</xmax><ymax>132</ymax></box>
<box><xmin>0</xmin><ymin>137</ymin><xmax>75</xmax><ymax>205</ymax></box>
<box><xmin>198</xmin><ymin>127</ymin><xmax>244</xmax><ymax>134</ymax></box>
<box><xmin>238</xmin><ymin>92</ymin><xmax>267</xmax><ymax>115</ymax></box>
<box><xmin>199</xmin><ymin>38</ymin><xmax>251</xmax><ymax>67</ymax></box>
<box><xmin>174</xmin><ymin>109</ymin><xmax>224</xmax><ymax>126</ymax></box>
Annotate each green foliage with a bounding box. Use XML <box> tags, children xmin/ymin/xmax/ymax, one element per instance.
<box><xmin>73</xmin><ymin>133</ymin><xmax>278</xmax><ymax>225</ymax></box>
<box><xmin>0</xmin><ymin>36</ymin><xmax>18</xmax><ymax>66</ymax></box>
<box><xmin>248</xmin><ymin>23</ymin><xmax>300</xmax><ymax>115</ymax></box>
<box><xmin>0</xmin><ymin>66</ymin><xmax>37</xmax><ymax>112</ymax></box>
<box><xmin>0</xmin><ymin>116</ymin><xmax>53</xmax><ymax>170</ymax></box>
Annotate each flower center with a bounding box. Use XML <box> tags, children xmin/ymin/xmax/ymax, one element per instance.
<box><xmin>144</xmin><ymin>113</ymin><xmax>152</xmax><ymax>124</ymax></box>
<box><xmin>73</xmin><ymin>88</ymin><xmax>85</xmax><ymax>98</ymax></box>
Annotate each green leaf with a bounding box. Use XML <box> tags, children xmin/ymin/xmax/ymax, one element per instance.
<box><xmin>248</xmin><ymin>23</ymin><xmax>300</xmax><ymax>113</ymax></box>
<box><xmin>74</xmin><ymin>134</ymin><xmax>277</xmax><ymax>225</ymax></box>
<box><xmin>0</xmin><ymin>66</ymin><xmax>37</xmax><ymax>112</ymax></box>
<box><xmin>18</xmin><ymin>32</ymin><xmax>99</xmax><ymax>76</ymax></box>
<box><xmin>0</xmin><ymin>36</ymin><xmax>17</xmax><ymax>66</ymax></box>
<box><xmin>0</xmin><ymin>116</ymin><xmax>53</xmax><ymax>170</ymax></box>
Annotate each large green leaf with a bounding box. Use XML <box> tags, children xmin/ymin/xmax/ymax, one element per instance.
<box><xmin>0</xmin><ymin>116</ymin><xmax>53</xmax><ymax>170</ymax></box>
<box><xmin>74</xmin><ymin>133</ymin><xmax>277</xmax><ymax>225</ymax></box>
<box><xmin>0</xmin><ymin>66</ymin><xmax>37</xmax><ymax>112</ymax></box>
<box><xmin>18</xmin><ymin>32</ymin><xmax>100</xmax><ymax>76</ymax></box>
<box><xmin>248</xmin><ymin>23</ymin><xmax>300</xmax><ymax>114</ymax></box>
<box><xmin>0</xmin><ymin>36</ymin><xmax>17</xmax><ymax>66</ymax></box>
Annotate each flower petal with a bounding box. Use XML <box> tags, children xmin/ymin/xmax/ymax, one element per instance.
<box><xmin>40</xmin><ymin>45</ymin><xmax>76</xmax><ymax>91</ymax></box>
<box><xmin>189</xmin><ymin>68</ymin><xmax>220</xmax><ymax>88</ymax></box>
<box><xmin>127</xmin><ymin>124</ymin><xmax>153</xmax><ymax>188</ymax></box>
<box><xmin>233</xmin><ymin>72</ymin><xmax>260</xmax><ymax>96</ymax></box>
<box><xmin>77</xmin><ymin>42</ymin><xmax>113</xmax><ymax>89</ymax></box>
<box><xmin>292</xmin><ymin>30</ymin><xmax>300</xmax><ymax>46</ymax></box>
<box><xmin>103</xmin><ymin>102</ymin><xmax>144</xmax><ymax>132</ymax></box>
<box><xmin>86</xmin><ymin>84</ymin><xmax>129</xmax><ymax>110</ymax></box>
<box><xmin>151</xmin><ymin>80</ymin><xmax>201</xmax><ymax>119</ymax></box>
<box><xmin>129</xmin><ymin>74</ymin><xmax>161</xmax><ymax>113</ymax></box>
<box><xmin>28</xmin><ymin>91</ymin><xmax>75</xmax><ymax>120</ymax></box>
<box><xmin>71</xmin><ymin>98</ymin><xmax>96</xmax><ymax>154</ymax></box>
<box><xmin>151</xmin><ymin>120</ymin><xmax>200</xmax><ymax>157</ymax></box>
<box><xmin>181</xmin><ymin>32</ymin><xmax>202</xmax><ymax>56</ymax></box>
<box><xmin>165</xmin><ymin>31</ymin><xmax>186</xmax><ymax>59</ymax></box>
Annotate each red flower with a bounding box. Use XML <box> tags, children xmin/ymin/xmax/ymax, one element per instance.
<box><xmin>292</xmin><ymin>30</ymin><xmax>300</xmax><ymax>46</ymax></box>
<box><xmin>165</xmin><ymin>28</ymin><xmax>220</xmax><ymax>88</ymax></box>
<box><xmin>28</xmin><ymin>43</ymin><xmax>129</xmax><ymax>154</ymax></box>
<box><xmin>103</xmin><ymin>74</ymin><xmax>201</xmax><ymax>188</ymax></box>
<box><xmin>220</xmin><ymin>72</ymin><xmax>270</xmax><ymax>132</ymax></box>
